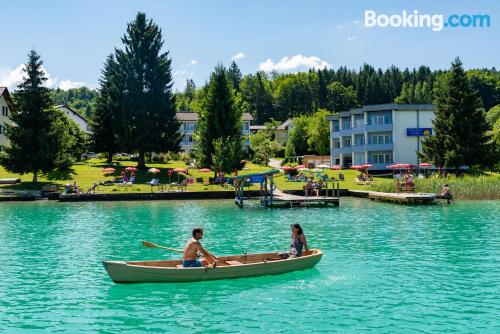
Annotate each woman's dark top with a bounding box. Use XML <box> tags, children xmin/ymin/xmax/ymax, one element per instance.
<box><xmin>291</xmin><ymin>234</ymin><xmax>304</xmax><ymax>256</ymax></box>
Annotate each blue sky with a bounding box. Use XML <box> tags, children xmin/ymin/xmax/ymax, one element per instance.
<box><xmin>0</xmin><ymin>0</ymin><xmax>498</xmax><ymax>91</ymax></box>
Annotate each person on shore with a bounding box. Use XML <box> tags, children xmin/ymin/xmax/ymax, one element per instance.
<box><xmin>396</xmin><ymin>179</ymin><xmax>402</xmax><ymax>193</ymax></box>
<box><xmin>405</xmin><ymin>174</ymin><xmax>413</xmax><ymax>192</ymax></box>
<box><xmin>289</xmin><ymin>224</ymin><xmax>309</xmax><ymax>257</ymax></box>
<box><xmin>440</xmin><ymin>184</ymin><xmax>453</xmax><ymax>204</ymax></box>
<box><xmin>182</xmin><ymin>227</ymin><xmax>217</xmax><ymax>268</ymax></box>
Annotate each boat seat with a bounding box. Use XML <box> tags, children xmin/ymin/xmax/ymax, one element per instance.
<box><xmin>225</xmin><ymin>260</ymin><xmax>243</xmax><ymax>266</ymax></box>
<box><xmin>176</xmin><ymin>264</ymin><xmax>184</xmax><ymax>268</ymax></box>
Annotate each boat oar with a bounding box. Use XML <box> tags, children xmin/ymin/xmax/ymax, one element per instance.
<box><xmin>141</xmin><ymin>240</ymin><xmax>184</xmax><ymax>254</ymax></box>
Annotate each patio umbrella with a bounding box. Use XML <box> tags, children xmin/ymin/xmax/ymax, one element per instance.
<box><xmin>317</xmin><ymin>164</ymin><xmax>330</xmax><ymax>169</ymax></box>
<box><xmin>125</xmin><ymin>167</ymin><xmax>137</xmax><ymax>172</ymax></box>
<box><xmin>197</xmin><ymin>168</ymin><xmax>211</xmax><ymax>172</ymax></box>
<box><xmin>294</xmin><ymin>165</ymin><xmax>306</xmax><ymax>170</ymax></box>
<box><xmin>280</xmin><ymin>166</ymin><xmax>294</xmax><ymax>171</ymax></box>
<box><xmin>101</xmin><ymin>167</ymin><xmax>116</xmax><ymax>175</ymax></box>
<box><xmin>172</xmin><ymin>168</ymin><xmax>187</xmax><ymax>182</ymax></box>
<box><xmin>330</xmin><ymin>165</ymin><xmax>342</xmax><ymax>170</ymax></box>
<box><xmin>349</xmin><ymin>164</ymin><xmax>365</xmax><ymax>170</ymax></box>
<box><xmin>361</xmin><ymin>164</ymin><xmax>373</xmax><ymax>169</ymax></box>
<box><xmin>419</xmin><ymin>162</ymin><xmax>432</xmax><ymax>168</ymax></box>
<box><xmin>148</xmin><ymin>168</ymin><xmax>160</xmax><ymax>178</ymax></box>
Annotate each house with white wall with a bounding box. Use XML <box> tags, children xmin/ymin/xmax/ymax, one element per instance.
<box><xmin>55</xmin><ymin>105</ymin><xmax>92</xmax><ymax>133</ymax></box>
<box><xmin>0</xmin><ymin>87</ymin><xmax>14</xmax><ymax>151</ymax></box>
<box><xmin>327</xmin><ymin>103</ymin><xmax>435</xmax><ymax>170</ymax></box>
<box><xmin>177</xmin><ymin>112</ymin><xmax>253</xmax><ymax>152</ymax></box>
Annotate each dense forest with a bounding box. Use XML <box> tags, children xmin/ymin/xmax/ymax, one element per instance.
<box><xmin>47</xmin><ymin>63</ymin><xmax>500</xmax><ymax>124</ymax></box>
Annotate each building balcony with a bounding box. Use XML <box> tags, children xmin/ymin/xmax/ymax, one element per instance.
<box><xmin>332</xmin><ymin>146</ymin><xmax>354</xmax><ymax>155</ymax></box>
<box><xmin>350</xmin><ymin>145</ymin><xmax>365</xmax><ymax>153</ymax></box>
<box><xmin>331</xmin><ymin>130</ymin><xmax>341</xmax><ymax>138</ymax></box>
<box><xmin>365</xmin><ymin>143</ymin><xmax>393</xmax><ymax>151</ymax></box>
<box><xmin>351</xmin><ymin>126</ymin><xmax>364</xmax><ymax>134</ymax></box>
<box><xmin>339</xmin><ymin>128</ymin><xmax>352</xmax><ymax>136</ymax></box>
<box><xmin>365</xmin><ymin>123</ymin><xmax>393</xmax><ymax>132</ymax></box>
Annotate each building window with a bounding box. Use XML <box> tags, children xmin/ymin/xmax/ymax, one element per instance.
<box><xmin>354</xmin><ymin>135</ymin><xmax>365</xmax><ymax>146</ymax></box>
<box><xmin>242</xmin><ymin>122</ymin><xmax>250</xmax><ymax>132</ymax></box>
<box><xmin>342</xmin><ymin>119</ymin><xmax>351</xmax><ymax>130</ymax></box>
<box><xmin>370</xmin><ymin>135</ymin><xmax>392</xmax><ymax>144</ymax></box>
<box><xmin>333</xmin><ymin>140</ymin><xmax>340</xmax><ymax>149</ymax></box>
<box><xmin>0</xmin><ymin>124</ymin><xmax>3</xmax><ymax>134</ymax></box>
<box><xmin>354</xmin><ymin>116</ymin><xmax>364</xmax><ymax>128</ymax></box>
<box><xmin>333</xmin><ymin>121</ymin><xmax>340</xmax><ymax>132</ymax></box>
<box><xmin>184</xmin><ymin>134</ymin><xmax>194</xmax><ymax>144</ymax></box>
<box><xmin>342</xmin><ymin>138</ymin><xmax>351</xmax><ymax>147</ymax></box>
<box><xmin>185</xmin><ymin>123</ymin><xmax>196</xmax><ymax>133</ymax></box>
<box><xmin>371</xmin><ymin>115</ymin><xmax>391</xmax><ymax>125</ymax></box>
<box><xmin>371</xmin><ymin>153</ymin><xmax>393</xmax><ymax>164</ymax></box>
<box><xmin>1</xmin><ymin>106</ymin><xmax>7</xmax><ymax>117</ymax></box>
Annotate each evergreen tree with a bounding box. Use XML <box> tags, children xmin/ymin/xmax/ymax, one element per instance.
<box><xmin>0</xmin><ymin>50</ymin><xmax>73</xmax><ymax>182</ymax></box>
<box><xmin>326</xmin><ymin>81</ymin><xmax>358</xmax><ymax>112</ymax></box>
<box><xmin>194</xmin><ymin>64</ymin><xmax>242</xmax><ymax>168</ymax></box>
<box><xmin>422</xmin><ymin>57</ymin><xmax>494</xmax><ymax>172</ymax></box>
<box><xmin>92</xmin><ymin>55</ymin><xmax>122</xmax><ymax>163</ymax></box>
<box><xmin>114</xmin><ymin>12</ymin><xmax>180</xmax><ymax>168</ymax></box>
<box><xmin>317</xmin><ymin>69</ymin><xmax>329</xmax><ymax>109</ymax></box>
<box><xmin>227</xmin><ymin>61</ymin><xmax>242</xmax><ymax>91</ymax></box>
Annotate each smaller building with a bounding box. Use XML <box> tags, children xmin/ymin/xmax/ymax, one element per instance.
<box><xmin>55</xmin><ymin>105</ymin><xmax>92</xmax><ymax>133</ymax></box>
<box><xmin>0</xmin><ymin>87</ymin><xmax>15</xmax><ymax>150</ymax></box>
<box><xmin>327</xmin><ymin>103</ymin><xmax>435</xmax><ymax>170</ymax></box>
<box><xmin>276</xmin><ymin>119</ymin><xmax>292</xmax><ymax>144</ymax></box>
<box><xmin>250</xmin><ymin>125</ymin><xmax>266</xmax><ymax>134</ymax></box>
<box><xmin>177</xmin><ymin>112</ymin><xmax>253</xmax><ymax>152</ymax></box>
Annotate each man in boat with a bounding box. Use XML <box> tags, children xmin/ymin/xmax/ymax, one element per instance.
<box><xmin>183</xmin><ymin>227</ymin><xmax>217</xmax><ymax>268</ymax></box>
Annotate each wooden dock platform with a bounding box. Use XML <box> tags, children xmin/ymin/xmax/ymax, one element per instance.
<box><xmin>267</xmin><ymin>190</ymin><xmax>339</xmax><ymax>208</ymax></box>
<box><xmin>350</xmin><ymin>190</ymin><xmax>436</xmax><ymax>205</ymax></box>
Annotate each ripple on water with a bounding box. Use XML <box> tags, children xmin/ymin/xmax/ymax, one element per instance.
<box><xmin>0</xmin><ymin>199</ymin><xmax>499</xmax><ymax>333</ymax></box>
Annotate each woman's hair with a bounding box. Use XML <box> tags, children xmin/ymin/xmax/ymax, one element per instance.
<box><xmin>291</xmin><ymin>223</ymin><xmax>303</xmax><ymax>235</ymax></box>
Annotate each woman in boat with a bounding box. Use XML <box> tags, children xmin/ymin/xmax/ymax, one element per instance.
<box><xmin>290</xmin><ymin>224</ymin><xmax>309</xmax><ymax>257</ymax></box>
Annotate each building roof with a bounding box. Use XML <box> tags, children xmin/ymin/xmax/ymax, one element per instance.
<box><xmin>0</xmin><ymin>87</ymin><xmax>15</xmax><ymax>111</ymax></box>
<box><xmin>277</xmin><ymin>119</ymin><xmax>292</xmax><ymax>130</ymax></box>
<box><xmin>176</xmin><ymin>112</ymin><xmax>254</xmax><ymax>122</ymax></box>
<box><xmin>55</xmin><ymin>104</ymin><xmax>89</xmax><ymax>123</ymax></box>
<box><xmin>326</xmin><ymin>103</ymin><xmax>435</xmax><ymax>121</ymax></box>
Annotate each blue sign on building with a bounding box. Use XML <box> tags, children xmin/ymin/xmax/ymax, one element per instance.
<box><xmin>248</xmin><ymin>175</ymin><xmax>265</xmax><ymax>183</ymax></box>
<box><xmin>407</xmin><ymin>128</ymin><xmax>432</xmax><ymax>136</ymax></box>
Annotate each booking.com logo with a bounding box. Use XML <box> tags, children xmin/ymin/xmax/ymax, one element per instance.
<box><xmin>365</xmin><ymin>10</ymin><xmax>491</xmax><ymax>31</ymax></box>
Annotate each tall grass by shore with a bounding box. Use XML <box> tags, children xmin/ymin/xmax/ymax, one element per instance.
<box><xmin>371</xmin><ymin>174</ymin><xmax>500</xmax><ymax>200</ymax></box>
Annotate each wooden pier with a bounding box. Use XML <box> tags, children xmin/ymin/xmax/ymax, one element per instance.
<box><xmin>350</xmin><ymin>190</ymin><xmax>437</xmax><ymax>205</ymax></box>
<box><xmin>268</xmin><ymin>189</ymin><xmax>339</xmax><ymax>208</ymax></box>
<box><xmin>233</xmin><ymin>170</ymin><xmax>340</xmax><ymax>208</ymax></box>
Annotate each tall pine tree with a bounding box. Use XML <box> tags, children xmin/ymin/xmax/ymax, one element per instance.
<box><xmin>0</xmin><ymin>50</ymin><xmax>73</xmax><ymax>182</ymax></box>
<box><xmin>422</xmin><ymin>57</ymin><xmax>493</xmax><ymax>172</ymax></box>
<box><xmin>114</xmin><ymin>12</ymin><xmax>180</xmax><ymax>168</ymax></box>
<box><xmin>227</xmin><ymin>61</ymin><xmax>242</xmax><ymax>92</ymax></box>
<box><xmin>194</xmin><ymin>64</ymin><xmax>242</xmax><ymax>169</ymax></box>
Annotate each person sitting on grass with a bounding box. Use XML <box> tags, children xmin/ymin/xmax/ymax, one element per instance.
<box><xmin>182</xmin><ymin>227</ymin><xmax>217</xmax><ymax>268</ymax></box>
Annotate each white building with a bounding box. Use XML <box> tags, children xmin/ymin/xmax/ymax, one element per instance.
<box><xmin>0</xmin><ymin>87</ymin><xmax>14</xmax><ymax>151</ymax></box>
<box><xmin>177</xmin><ymin>112</ymin><xmax>253</xmax><ymax>152</ymax></box>
<box><xmin>327</xmin><ymin>103</ymin><xmax>435</xmax><ymax>170</ymax></box>
<box><xmin>55</xmin><ymin>105</ymin><xmax>92</xmax><ymax>133</ymax></box>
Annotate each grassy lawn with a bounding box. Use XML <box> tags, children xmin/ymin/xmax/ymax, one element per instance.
<box><xmin>0</xmin><ymin>158</ymin><xmax>395</xmax><ymax>193</ymax></box>
<box><xmin>274</xmin><ymin>169</ymin><xmax>393</xmax><ymax>191</ymax></box>
<box><xmin>0</xmin><ymin>159</ymin><xmax>272</xmax><ymax>193</ymax></box>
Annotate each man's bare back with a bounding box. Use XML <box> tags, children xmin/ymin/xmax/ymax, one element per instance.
<box><xmin>183</xmin><ymin>238</ymin><xmax>201</xmax><ymax>261</ymax></box>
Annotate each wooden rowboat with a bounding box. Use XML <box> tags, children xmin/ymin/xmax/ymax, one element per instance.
<box><xmin>103</xmin><ymin>249</ymin><xmax>322</xmax><ymax>283</ymax></box>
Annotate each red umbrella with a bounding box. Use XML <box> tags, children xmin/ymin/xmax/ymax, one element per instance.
<box><xmin>294</xmin><ymin>165</ymin><xmax>306</xmax><ymax>170</ymax></box>
<box><xmin>419</xmin><ymin>162</ymin><xmax>432</xmax><ymax>168</ymax></box>
<box><xmin>386</xmin><ymin>164</ymin><xmax>399</xmax><ymax>169</ymax></box>
<box><xmin>125</xmin><ymin>167</ymin><xmax>137</xmax><ymax>172</ymax></box>
<box><xmin>281</xmin><ymin>166</ymin><xmax>295</xmax><ymax>171</ymax></box>
<box><xmin>197</xmin><ymin>168</ymin><xmax>211</xmax><ymax>173</ymax></box>
<box><xmin>361</xmin><ymin>164</ymin><xmax>373</xmax><ymax>169</ymax></box>
<box><xmin>102</xmin><ymin>167</ymin><xmax>116</xmax><ymax>174</ymax></box>
<box><xmin>173</xmin><ymin>168</ymin><xmax>187</xmax><ymax>173</ymax></box>
<box><xmin>330</xmin><ymin>165</ymin><xmax>342</xmax><ymax>170</ymax></box>
<box><xmin>350</xmin><ymin>164</ymin><xmax>365</xmax><ymax>170</ymax></box>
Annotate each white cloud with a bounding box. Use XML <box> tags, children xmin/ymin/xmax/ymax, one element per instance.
<box><xmin>0</xmin><ymin>63</ymin><xmax>88</xmax><ymax>91</ymax></box>
<box><xmin>189</xmin><ymin>60</ymin><xmax>198</xmax><ymax>65</ymax></box>
<box><xmin>59</xmin><ymin>79</ymin><xmax>87</xmax><ymax>91</ymax></box>
<box><xmin>258</xmin><ymin>54</ymin><xmax>331</xmax><ymax>72</ymax></box>
<box><xmin>347</xmin><ymin>36</ymin><xmax>357</xmax><ymax>41</ymax></box>
<box><xmin>232</xmin><ymin>52</ymin><xmax>246</xmax><ymax>60</ymax></box>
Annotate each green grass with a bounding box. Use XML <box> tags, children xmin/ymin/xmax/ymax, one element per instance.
<box><xmin>0</xmin><ymin>159</ymin><xmax>272</xmax><ymax>193</ymax></box>
<box><xmin>370</xmin><ymin>174</ymin><xmax>500</xmax><ymax>200</ymax></box>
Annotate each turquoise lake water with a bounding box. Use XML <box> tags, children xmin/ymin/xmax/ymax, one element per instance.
<box><xmin>0</xmin><ymin>199</ymin><xmax>499</xmax><ymax>333</ymax></box>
